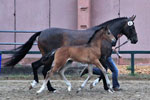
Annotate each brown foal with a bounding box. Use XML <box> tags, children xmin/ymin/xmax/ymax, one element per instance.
<box><xmin>37</xmin><ymin>26</ymin><xmax>116</xmax><ymax>94</ymax></box>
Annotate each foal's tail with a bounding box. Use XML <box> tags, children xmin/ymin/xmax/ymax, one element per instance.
<box><xmin>4</xmin><ymin>31</ymin><xmax>41</xmax><ymax>67</ymax></box>
<box><xmin>41</xmin><ymin>50</ymin><xmax>56</xmax><ymax>63</ymax></box>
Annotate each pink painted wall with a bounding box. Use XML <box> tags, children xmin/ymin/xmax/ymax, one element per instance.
<box><xmin>0</xmin><ymin>0</ymin><xmax>15</xmax><ymax>50</ymax></box>
<box><xmin>91</xmin><ymin>0</ymin><xmax>119</xmax><ymax>26</ymax></box>
<box><xmin>15</xmin><ymin>0</ymin><xmax>50</xmax><ymax>51</ymax></box>
<box><xmin>50</xmin><ymin>0</ymin><xmax>77</xmax><ymax>29</ymax></box>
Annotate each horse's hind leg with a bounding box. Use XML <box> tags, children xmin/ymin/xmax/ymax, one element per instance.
<box><xmin>77</xmin><ymin>65</ymin><xmax>93</xmax><ymax>93</ymax></box>
<box><xmin>42</xmin><ymin>54</ymin><xmax>56</xmax><ymax>92</ymax></box>
<box><xmin>29</xmin><ymin>59</ymin><xmax>42</xmax><ymax>90</ymax></box>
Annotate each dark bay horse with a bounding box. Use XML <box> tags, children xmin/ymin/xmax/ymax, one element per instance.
<box><xmin>36</xmin><ymin>26</ymin><xmax>116</xmax><ymax>94</ymax></box>
<box><xmin>4</xmin><ymin>16</ymin><xmax>138</xmax><ymax>92</ymax></box>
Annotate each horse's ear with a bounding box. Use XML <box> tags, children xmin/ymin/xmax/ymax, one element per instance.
<box><xmin>129</xmin><ymin>15</ymin><xmax>136</xmax><ymax>21</ymax></box>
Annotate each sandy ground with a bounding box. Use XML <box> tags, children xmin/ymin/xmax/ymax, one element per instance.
<box><xmin>0</xmin><ymin>80</ymin><xmax>150</xmax><ymax>100</ymax></box>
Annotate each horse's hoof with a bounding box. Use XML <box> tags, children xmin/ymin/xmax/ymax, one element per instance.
<box><xmin>30</xmin><ymin>80</ymin><xmax>38</xmax><ymax>90</ymax></box>
<box><xmin>29</xmin><ymin>85</ymin><xmax>33</xmax><ymax>90</ymax></box>
<box><xmin>76</xmin><ymin>90</ymin><xmax>80</xmax><ymax>93</ymax></box>
<box><xmin>90</xmin><ymin>83</ymin><xmax>93</xmax><ymax>89</ymax></box>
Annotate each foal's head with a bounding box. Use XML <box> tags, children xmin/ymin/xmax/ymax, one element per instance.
<box><xmin>87</xmin><ymin>26</ymin><xmax>116</xmax><ymax>44</ymax></box>
<box><xmin>99</xmin><ymin>26</ymin><xmax>116</xmax><ymax>43</ymax></box>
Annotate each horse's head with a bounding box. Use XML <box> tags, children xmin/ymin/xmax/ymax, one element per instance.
<box><xmin>101</xmin><ymin>26</ymin><xmax>116</xmax><ymax>44</ymax></box>
<box><xmin>122</xmin><ymin>15</ymin><xmax>138</xmax><ymax>44</ymax></box>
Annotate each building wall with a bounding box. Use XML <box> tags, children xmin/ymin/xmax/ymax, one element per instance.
<box><xmin>0</xmin><ymin>0</ymin><xmax>150</xmax><ymax>58</ymax></box>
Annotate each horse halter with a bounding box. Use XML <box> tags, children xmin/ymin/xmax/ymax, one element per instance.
<box><xmin>124</xmin><ymin>20</ymin><xmax>134</xmax><ymax>28</ymax></box>
<box><xmin>115</xmin><ymin>20</ymin><xmax>133</xmax><ymax>49</ymax></box>
<box><xmin>127</xmin><ymin>21</ymin><xmax>134</xmax><ymax>26</ymax></box>
<box><xmin>119</xmin><ymin>19</ymin><xmax>135</xmax><ymax>40</ymax></box>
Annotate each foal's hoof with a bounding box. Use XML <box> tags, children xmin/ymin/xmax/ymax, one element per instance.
<box><xmin>76</xmin><ymin>87</ymin><xmax>82</xmax><ymax>93</ymax></box>
<box><xmin>53</xmin><ymin>90</ymin><xmax>61</xmax><ymax>93</ymax></box>
<box><xmin>36</xmin><ymin>90</ymin><xmax>42</xmax><ymax>95</ymax></box>
<box><xmin>68</xmin><ymin>87</ymin><xmax>71</xmax><ymax>92</ymax></box>
<box><xmin>90</xmin><ymin>83</ymin><xmax>93</xmax><ymax>89</ymax></box>
<box><xmin>107</xmin><ymin>88</ymin><xmax>114</xmax><ymax>93</ymax></box>
<box><xmin>36</xmin><ymin>91</ymin><xmax>40</xmax><ymax>94</ymax></box>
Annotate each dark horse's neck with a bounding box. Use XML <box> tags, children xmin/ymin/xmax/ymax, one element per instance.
<box><xmin>89</xmin><ymin>17</ymin><xmax>128</xmax><ymax>41</ymax></box>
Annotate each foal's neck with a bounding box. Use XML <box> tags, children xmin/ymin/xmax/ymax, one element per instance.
<box><xmin>88</xmin><ymin>34</ymin><xmax>105</xmax><ymax>50</ymax></box>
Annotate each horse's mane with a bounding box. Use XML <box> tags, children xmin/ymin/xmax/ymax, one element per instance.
<box><xmin>89</xmin><ymin>17</ymin><xmax>128</xmax><ymax>31</ymax></box>
<box><xmin>95</xmin><ymin>17</ymin><xmax>128</xmax><ymax>29</ymax></box>
<box><xmin>87</xmin><ymin>17</ymin><xmax>128</xmax><ymax>44</ymax></box>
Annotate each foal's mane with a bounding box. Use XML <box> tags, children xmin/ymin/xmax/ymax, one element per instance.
<box><xmin>87</xmin><ymin>27</ymin><xmax>103</xmax><ymax>44</ymax></box>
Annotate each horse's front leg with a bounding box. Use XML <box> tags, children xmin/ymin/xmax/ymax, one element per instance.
<box><xmin>94</xmin><ymin>60</ymin><xmax>113</xmax><ymax>93</ymax></box>
<box><xmin>29</xmin><ymin>59</ymin><xmax>43</xmax><ymax>90</ymax></box>
<box><xmin>90</xmin><ymin>58</ymin><xmax>109</xmax><ymax>90</ymax></box>
<box><xmin>77</xmin><ymin>65</ymin><xmax>93</xmax><ymax>93</ymax></box>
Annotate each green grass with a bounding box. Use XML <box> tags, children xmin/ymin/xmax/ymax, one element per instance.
<box><xmin>128</xmin><ymin>73</ymin><xmax>150</xmax><ymax>79</ymax></box>
<box><xmin>126</xmin><ymin>65</ymin><xmax>131</xmax><ymax>70</ymax></box>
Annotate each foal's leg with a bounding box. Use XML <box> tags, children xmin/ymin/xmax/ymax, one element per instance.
<box><xmin>59</xmin><ymin>65</ymin><xmax>72</xmax><ymax>92</ymax></box>
<box><xmin>37</xmin><ymin>56</ymin><xmax>67</xmax><ymax>94</ymax></box>
<box><xmin>37</xmin><ymin>69</ymin><xmax>55</xmax><ymax>94</ymax></box>
<box><xmin>77</xmin><ymin>65</ymin><xmax>93</xmax><ymax>93</ymax></box>
<box><xmin>42</xmin><ymin>64</ymin><xmax>56</xmax><ymax>92</ymax></box>
<box><xmin>37</xmin><ymin>64</ymin><xmax>59</xmax><ymax>94</ymax></box>
<box><xmin>29</xmin><ymin>59</ymin><xmax>43</xmax><ymax>90</ymax></box>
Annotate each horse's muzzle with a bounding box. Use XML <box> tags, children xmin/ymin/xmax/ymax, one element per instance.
<box><xmin>130</xmin><ymin>38</ymin><xmax>138</xmax><ymax>44</ymax></box>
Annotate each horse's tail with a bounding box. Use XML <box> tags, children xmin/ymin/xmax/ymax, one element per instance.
<box><xmin>4</xmin><ymin>31</ymin><xmax>42</xmax><ymax>67</ymax></box>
